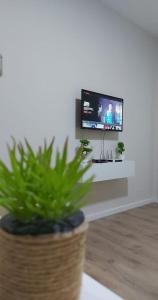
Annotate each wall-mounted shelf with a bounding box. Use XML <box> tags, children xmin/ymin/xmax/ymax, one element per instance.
<box><xmin>82</xmin><ymin>160</ymin><xmax>135</xmax><ymax>182</ymax></box>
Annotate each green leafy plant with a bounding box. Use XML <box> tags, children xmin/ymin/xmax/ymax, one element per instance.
<box><xmin>0</xmin><ymin>138</ymin><xmax>93</xmax><ymax>222</ymax></box>
<box><xmin>116</xmin><ymin>142</ymin><xmax>125</xmax><ymax>155</ymax></box>
<box><xmin>80</xmin><ymin>139</ymin><xmax>92</xmax><ymax>158</ymax></box>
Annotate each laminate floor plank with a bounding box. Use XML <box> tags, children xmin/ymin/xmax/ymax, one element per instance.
<box><xmin>85</xmin><ymin>204</ymin><xmax>158</xmax><ymax>300</ymax></box>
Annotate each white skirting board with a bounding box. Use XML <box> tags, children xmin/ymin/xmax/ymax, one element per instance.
<box><xmin>83</xmin><ymin>198</ymin><xmax>154</xmax><ymax>222</ymax></box>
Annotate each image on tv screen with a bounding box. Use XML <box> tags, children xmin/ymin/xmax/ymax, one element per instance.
<box><xmin>81</xmin><ymin>90</ymin><xmax>123</xmax><ymax>131</ymax></box>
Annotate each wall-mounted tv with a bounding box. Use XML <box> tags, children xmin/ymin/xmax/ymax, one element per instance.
<box><xmin>81</xmin><ymin>89</ymin><xmax>123</xmax><ymax>132</ymax></box>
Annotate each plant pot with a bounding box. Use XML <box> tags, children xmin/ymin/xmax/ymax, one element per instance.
<box><xmin>0</xmin><ymin>221</ymin><xmax>88</xmax><ymax>300</ymax></box>
<box><xmin>117</xmin><ymin>154</ymin><xmax>125</xmax><ymax>161</ymax></box>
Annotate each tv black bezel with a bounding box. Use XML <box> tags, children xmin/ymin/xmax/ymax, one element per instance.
<box><xmin>80</xmin><ymin>89</ymin><xmax>124</xmax><ymax>132</ymax></box>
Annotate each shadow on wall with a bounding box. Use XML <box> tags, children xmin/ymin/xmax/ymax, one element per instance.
<box><xmin>87</xmin><ymin>178</ymin><xmax>128</xmax><ymax>204</ymax></box>
<box><xmin>75</xmin><ymin>99</ymin><xmax>119</xmax><ymax>141</ymax></box>
<box><xmin>75</xmin><ymin>99</ymin><xmax>126</xmax><ymax>205</ymax></box>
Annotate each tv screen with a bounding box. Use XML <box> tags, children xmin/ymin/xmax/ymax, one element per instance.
<box><xmin>81</xmin><ymin>89</ymin><xmax>123</xmax><ymax>131</ymax></box>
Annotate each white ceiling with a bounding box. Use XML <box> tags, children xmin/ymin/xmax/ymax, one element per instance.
<box><xmin>100</xmin><ymin>0</ymin><xmax>158</xmax><ymax>38</ymax></box>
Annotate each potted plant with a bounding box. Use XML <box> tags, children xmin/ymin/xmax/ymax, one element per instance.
<box><xmin>116</xmin><ymin>142</ymin><xmax>125</xmax><ymax>160</ymax></box>
<box><xmin>80</xmin><ymin>139</ymin><xmax>92</xmax><ymax>163</ymax></box>
<box><xmin>0</xmin><ymin>138</ymin><xmax>93</xmax><ymax>300</ymax></box>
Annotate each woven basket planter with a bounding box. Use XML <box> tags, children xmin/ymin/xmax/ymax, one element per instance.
<box><xmin>0</xmin><ymin>221</ymin><xmax>88</xmax><ymax>300</ymax></box>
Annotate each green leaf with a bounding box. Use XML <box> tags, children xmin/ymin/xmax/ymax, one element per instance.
<box><xmin>0</xmin><ymin>138</ymin><xmax>93</xmax><ymax>222</ymax></box>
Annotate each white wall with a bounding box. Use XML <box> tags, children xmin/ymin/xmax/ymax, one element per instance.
<box><xmin>0</xmin><ymin>0</ymin><xmax>157</xmax><ymax>213</ymax></box>
<box><xmin>153</xmin><ymin>42</ymin><xmax>158</xmax><ymax>201</ymax></box>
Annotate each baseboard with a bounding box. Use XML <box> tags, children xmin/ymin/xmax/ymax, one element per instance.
<box><xmin>84</xmin><ymin>198</ymin><xmax>155</xmax><ymax>222</ymax></box>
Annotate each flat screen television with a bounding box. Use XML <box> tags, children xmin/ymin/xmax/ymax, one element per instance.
<box><xmin>81</xmin><ymin>89</ymin><xmax>123</xmax><ymax>131</ymax></box>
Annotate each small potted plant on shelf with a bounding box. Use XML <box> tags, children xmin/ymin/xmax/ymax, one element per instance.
<box><xmin>0</xmin><ymin>138</ymin><xmax>93</xmax><ymax>300</ymax></box>
<box><xmin>116</xmin><ymin>142</ymin><xmax>125</xmax><ymax>161</ymax></box>
<box><xmin>80</xmin><ymin>139</ymin><xmax>92</xmax><ymax>163</ymax></box>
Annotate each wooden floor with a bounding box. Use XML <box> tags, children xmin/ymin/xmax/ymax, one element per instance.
<box><xmin>85</xmin><ymin>203</ymin><xmax>158</xmax><ymax>300</ymax></box>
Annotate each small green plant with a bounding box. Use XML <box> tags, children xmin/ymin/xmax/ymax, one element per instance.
<box><xmin>116</xmin><ymin>142</ymin><xmax>125</xmax><ymax>155</ymax></box>
<box><xmin>80</xmin><ymin>139</ymin><xmax>92</xmax><ymax>158</ymax></box>
<box><xmin>0</xmin><ymin>138</ymin><xmax>93</xmax><ymax>222</ymax></box>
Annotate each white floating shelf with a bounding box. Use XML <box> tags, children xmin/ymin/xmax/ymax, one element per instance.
<box><xmin>83</xmin><ymin>160</ymin><xmax>135</xmax><ymax>182</ymax></box>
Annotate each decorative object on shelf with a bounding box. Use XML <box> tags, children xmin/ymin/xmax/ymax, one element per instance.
<box><xmin>0</xmin><ymin>54</ymin><xmax>2</xmax><ymax>76</ymax></box>
<box><xmin>116</xmin><ymin>142</ymin><xmax>125</xmax><ymax>160</ymax></box>
<box><xmin>80</xmin><ymin>139</ymin><xmax>92</xmax><ymax>159</ymax></box>
<box><xmin>0</xmin><ymin>138</ymin><xmax>93</xmax><ymax>300</ymax></box>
